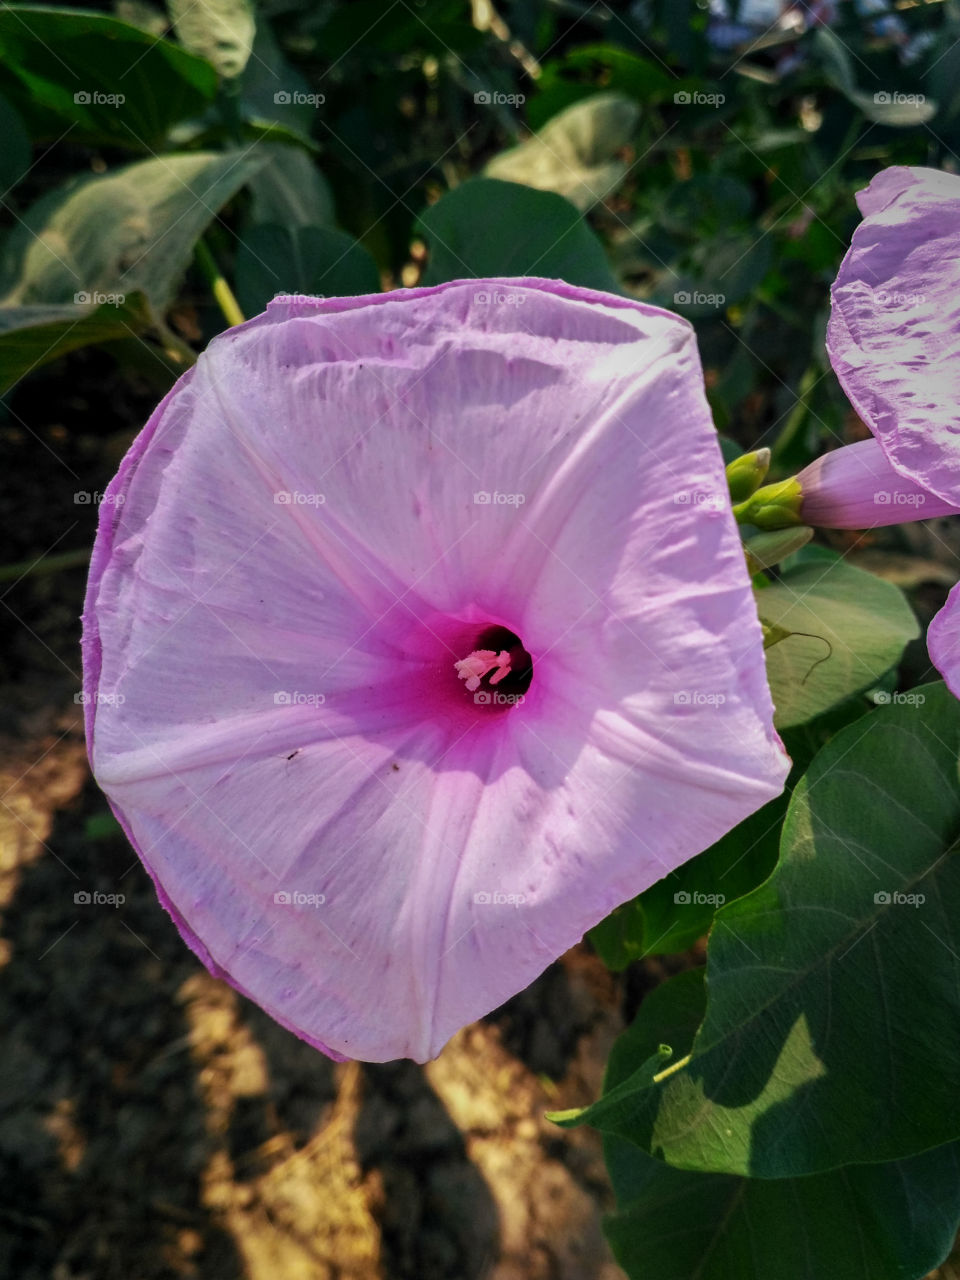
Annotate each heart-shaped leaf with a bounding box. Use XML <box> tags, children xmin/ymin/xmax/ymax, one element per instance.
<box><xmin>556</xmin><ymin>683</ymin><xmax>960</xmax><ymax>1179</ymax></box>
<box><xmin>416</xmin><ymin>178</ymin><xmax>621</xmax><ymax>292</ymax></box>
<box><xmin>0</xmin><ymin>151</ymin><xmax>264</xmax><ymax>315</ymax></box>
<box><xmin>0</xmin><ymin>6</ymin><xmax>218</xmax><ymax>150</ymax></box>
<box><xmin>235</xmin><ymin>224</ymin><xmax>379</xmax><ymax>316</ymax></box>
<box><xmin>0</xmin><ymin>293</ymin><xmax>152</xmax><ymax>393</ymax></box>
<box><xmin>756</xmin><ymin>556</ymin><xmax>918</xmax><ymax>728</ymax></box>
<box><xmin>600</xmin><ymin>971</ymin><xmax>960</xmax><ymax>1280</ymax></box>
<box><xmin>484</xmin><ymin>93</ymin><xmax>639</xmax><ymax>211</ymax></box>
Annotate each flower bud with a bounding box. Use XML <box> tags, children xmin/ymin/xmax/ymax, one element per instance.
<box><xmin>797</xmin><ymin>439</ymin><xmax>959</xmax><ymax>528</ymax></box>
<box><xmin>725</xmin><ymin>448</ymin><xmax>772</xmax><ymax>503</ymax></box>
<box><xmin>733</xmin><ymin>478</ymin><xmax>804</xmax><ymax>530</ymax></box>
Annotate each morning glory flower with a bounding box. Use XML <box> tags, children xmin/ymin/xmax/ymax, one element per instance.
<box><xmin>797</xmin><ymin>439</ymin><xmax>960</xmax><ymax>530</ymax></box>
<box><xmin>82</xmin><ymin>277</ymin><xmax>788</xmax><ymax>1063</ymax></box>
<box><xmin>794</xmin><ymin>167</ymin><xmax>960</xmax><ymax>693</ymax></box>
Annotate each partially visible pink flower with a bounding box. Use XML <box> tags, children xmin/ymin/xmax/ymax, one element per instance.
<box><xmin>798</xmin><ymin>439</ymin><xmax>960</xmax><ymax>529</ymax></box>
<box><xmin>82</xmin><ymin>277</ymin><xmax>788</xmax><ymax>1063</ymax></box>
<box><xmin>827</xmin><ymin>166</ymin><xmax>960</xmax><ymax>508</ymax></box>
<box><xmin>796</xmin><ymin>166</ymin><xmax>960</xmax><ymax>694</ymax></box>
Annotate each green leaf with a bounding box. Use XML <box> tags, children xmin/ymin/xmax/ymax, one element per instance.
<box><xmin>484</xmin><ymin>93</ymin><xmax>639</xmax><ymax>212</ymax></box>
<box><xmin>590</xmin><ymin>788</ymin><xmax>792</xmax><ymax>968</ymax></box>
<box><xmin>304</xmin><ymin>0</ymin><xmax>483</xmax><ymax>60</ymax></box>
<box><xmin>557</xmin><ymin>683</ymin><xmax>960</xmax><ymax>1178</ymax></box>
<box><xmin>744</xmin><ymin>526</ymin><xmax>813</xmax><ymax>572</ymax></box>
<box><xmin>717</xmin><ymin>436</ymin><xmax>742</xmax><ymax>466</ymax></box>
<box><xmin>168</xmin><ymin>0</ymin><xmax>255</xmax><ymax>80</ymax></box>
<box><xmin>0</xmin><ymin>150</ymin><xmax>264</xmax><ymax>315</ymax></box>
<box><xmin>529</xmin><ymin>44</ymin><xmax>674</xmax><ymax>128</ymax></box>
<box><xmin>416</xmin><ymin>178</ymin><xmax>620</xmax><ymax>292</ymax></box>
<box><xmin>658</xmin><ymin>175</ymin><xmax>753</xmax><ymax>237</ymax></box>
<box><xmin>634</xmin><ymin>793</ymin><xmax>786</xmax><ymax>956</ymax></box>
<box><xmin>0</xmin><ymin>292</ymin><xmax>152</xmax><ymax>394</ymax></box>
<box><xmin>83</xmin><ymin>811</ymin><xmax>124</xmax><ymax>843</ymax></box>
<box><xmin>244</xmin><ymin>143</ymin><xmax>335</xmax><ymax>229</ymax></box>
<box><xmin>814</xmin><ymin>27</ymin><xmax>936</xmax><ymax>126</ymax></box>
<box><xmin>664</xmin><ymin>233</ymin><xmax>773</xmax><ymax>314</ymax></box>
<box><xmin>602</xmin><ymin>972</ymin><xmax>960</xmax><ymax>1280</ymax></box>
<box><xmin>588</xmin><ymin>897</ymin><xmax>646</xmax><ymax>971</ymax></box>
<box><xmin>926</xmin><ymin>29</ymin><xmax>960</xmax><ymax>125</ymax></box>
<box><xmin>0</xmin><ymin>93</ymin><xmax>30</xmax><ymax>194</ymax></box>
<box><xmin>0</xmin><ymin>6</ymin><xmax>218</xmax><ymax>150</ymax></box>
<box><xmin>756</xmin><ymin>557</ymin><xmax>918</xmax><ymax>728</ymax></box>
<box><xmin>238</xmin><ymin>23</ymin><xmax>317</xmax><ymax>138</ymax></box>
<box><xmin>235</xmin><ymin>225</ymin><xmax>379</xmax><ymax>315</ymax></box>
<box><xmin>661</xmin><ymin>0</ymin><xmax>709</xmax><ymax>72</ymax></box>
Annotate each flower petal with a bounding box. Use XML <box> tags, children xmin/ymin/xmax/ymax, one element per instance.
<box><xmin>827</xmin><ymin>166</ymin><xmax>960</xmax><ymax>506</ymax></box>
<box><xmin>928</xmin><ymin>584</ymin><xmax>960</xmax><ymax>699</ymax></box>
<box><xmin>84</xmin><ymin>278</ymin><xmax>788</xmax><ymax>1061</ymax></box>
<box><xmin>798</xmin><ymin>438</ymin><xmax>959</xmax><ymax>528</ymax></box>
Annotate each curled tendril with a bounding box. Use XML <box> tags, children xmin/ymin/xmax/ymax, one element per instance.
<box><xmin>765</xmin><ymin>627</ymin><xmax>834</xmax><ymax>685</ymax></box>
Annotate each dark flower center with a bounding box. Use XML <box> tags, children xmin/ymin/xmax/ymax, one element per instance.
<box><xmin>454</xmin><ymin>624</ymin><xmax>533</xmax><ymax>708</ymax></box>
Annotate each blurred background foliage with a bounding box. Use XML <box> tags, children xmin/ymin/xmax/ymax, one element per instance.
<box><xmin>4</xmin><ymin>9</ymin><xmax>960</xmax><ymax>1275</ymax></box>
<box><xmin>2</xmin><ymin>0</ymin><xmax>954</xmax><ymax>900</ymax></box>
<box><xmin>1</xmin><ymin>0</ymin><xmax>956</xmax><ymax>471</ymax></box>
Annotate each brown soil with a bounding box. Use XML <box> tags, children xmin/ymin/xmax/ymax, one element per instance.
<box><xmin>0</xmin><ymin>689</ymin><xmax>642</xmax><ymax>1279</ymax></box>
<box><xmin>2</xmin><ymin>408</ymin><xmax>958</xmax><ymax>1279</ymax></box>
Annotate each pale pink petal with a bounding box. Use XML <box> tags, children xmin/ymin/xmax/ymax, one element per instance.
<box><xmin>928</xmin><ymin>583</ymin><xmax>960</xmax><ymax>699</ymax></box>
<box><xmin>84</xmin><ymin>278</ymin><xmax>788</xmax><ymax>1062</ymax></box>
<box><xmin>827</xmin><ymin>166</ymin><xmax>960</xmax><ymax>506</ymax></box>
<box><xmin>798</xmin><ymin>438</ymin><xmax>960</xmax><ymax>528</ymax></box>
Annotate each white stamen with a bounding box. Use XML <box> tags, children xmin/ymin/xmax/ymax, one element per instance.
<box><xmin>454</xmin><ymin>647</ymin><xmax>512</xmax><ymax>694</ymax></box>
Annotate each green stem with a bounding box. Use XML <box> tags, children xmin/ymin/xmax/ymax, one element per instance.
<box><xmin>153</xmin><ymin>320</ymin><xmax>198</xmax><ymax>371</ymax></box>
<box><xmin>770</xmin><ymin>363</ymin><xmax>818</xmax><ymax>469</ymax></box>
<box><xmin>194</xmin><ymin>238</ymin><xmax>245</xmax><ymax>330</ymax></box>
<box><xmin>0</xmin><ymin>547</ymin><xmax>90</xmax><ymax>584</ymax></box>
<box><xmin>653</xmin><ymin>1052</ymin><xmax>691</xmax><ymax>1084</ymax></box>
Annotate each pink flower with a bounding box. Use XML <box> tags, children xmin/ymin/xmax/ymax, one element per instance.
<box><xmin>798</xmin><ymin>439</ymin><xmax>959</xmax><ymax>529</ymax></box>
<box><xmin>82</xmin><ymin>278</ymin><xmax>787</xmax><ymax>1063</ymax></box>
<box><xmin>795</xmin><ymin>167</ymin><xmax>960</xmax><ymax>694</ymax></box>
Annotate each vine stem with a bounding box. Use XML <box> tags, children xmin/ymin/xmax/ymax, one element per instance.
<box><xmin>652</xmin><ymin>1053</ymin><xmax>691</xmax><ymax>1084</ymax></box>
<box><xmin>0</xmin><ymin>547</ymin><xmax>90</xmax><ymax>584</ymax></box>
<box><xmin>194</xmin><ymin>238</ymin><xmax>245</xmax><ymax>329</ymax></box>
